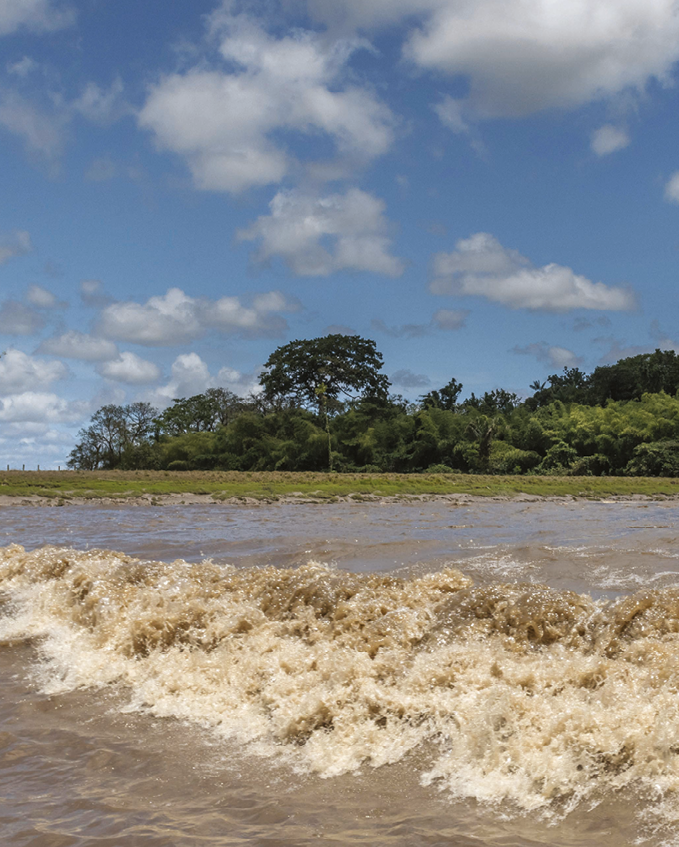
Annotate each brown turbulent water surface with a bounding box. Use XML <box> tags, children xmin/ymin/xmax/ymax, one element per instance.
<box><xmin>1</xmin><ymin>500</ymin><xmax>679</xmax><ymax>846</ymax></box>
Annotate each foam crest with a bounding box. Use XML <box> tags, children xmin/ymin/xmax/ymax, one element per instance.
<box><xmin>2</xmin><ymin>543</ymin><xmax>679</xmax><ymax>827</ymax></box>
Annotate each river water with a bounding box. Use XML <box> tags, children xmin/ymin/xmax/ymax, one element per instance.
<box><xmin>1</xmin><ymin>500</ymin><xmax>679</xmax><ymax>846</ymax></box>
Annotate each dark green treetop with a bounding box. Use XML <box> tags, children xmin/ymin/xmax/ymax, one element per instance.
<box><xmin>420</xmin><ymin>378</ymin><xmax>463</xmax><ymax>411</ymax></box>
<box><xmin>155</xmin><ymin>388</ymin><xmax>246</xmax><ymax>436</ymax></box>
<box><xmin>259</xmin><ymin>334</ymin><xmax>390</xmax><ymax>412</ymax></box>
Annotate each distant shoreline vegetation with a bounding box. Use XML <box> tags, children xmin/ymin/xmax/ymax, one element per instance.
<box><xmin>66</xmin><ymin>336</ymin><xmax>679</xmax><ymax>478</ymax></box>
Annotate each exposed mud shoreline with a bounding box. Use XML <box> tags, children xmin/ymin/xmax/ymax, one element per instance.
<box><xmin>0</xmin><ymin>491</ymin><xmax>674</xmax><ymax>507</ymax></box>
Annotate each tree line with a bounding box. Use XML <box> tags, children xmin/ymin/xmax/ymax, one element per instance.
<box><xmin>67</xmin><ymin>336</ymin><xmax>679</xmax><ymax>477</ymax></box>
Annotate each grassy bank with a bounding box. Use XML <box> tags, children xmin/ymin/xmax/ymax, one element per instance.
<box><xmin>1</xmin><ymin>470</ymin><xmax>679</xmax><ymax>502</ymax></box>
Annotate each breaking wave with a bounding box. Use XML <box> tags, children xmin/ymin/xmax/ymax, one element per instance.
<box><xmin>2</xmin><ymin>543</ymin><xmax>679</xmax><ymax>828</ymax></box>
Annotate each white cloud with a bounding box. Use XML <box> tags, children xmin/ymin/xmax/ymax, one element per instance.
<box><xmin>664</xmin><ymin>171</ymin><xmax>679</xmax><ymax>203</ymax></box>
<box><xmin>239</xmin><ymin>188</ymin><xmax>404</xmax><ymax>277</ymax></box>
<box><xmin>591</xmin><ymin>124</ymin><xmax>630</xmax><ymax>156</ymax></box>
<box><xmin>26</xmin><ymin>284</ymin><xmax>61</xmax><ymax>308</ymax></box>
<box><xmin>0</xmin><ymin>391</ymin><xmax>84</xmax><ymax>424</ymax></box>
<box><xmin>138</xmin><ymin>10</ymin><xmax>394</xmax><ymax>192</ymax></box>
<box><xmin>411</xmin><ymin>0</ymin><xmax>679</xmax><ymax>119</ymax></box>
<box><xmin>216</xmin><ymin>365</ymin><xmax>261</xmax><ymax>397</ymax></box>
<box><xmin>145</xmin><ymin>353</ymin><xmax>259</xmax><ymax>406</ymax></box>
<box><xmin>307</xmin><ymin>0</ymin><xmax>679</xmax><ymax>120</ymax></box>
<box><xmin>146</xmin><ymin>353</ymin><xmax>214</xmax><ymax>406</ymax></box>
<box><xmin>38</xmin><ymin>330</ymin><xmax>119</xmax><ymax>362</ymax></box>
<box><xmin>0</xmin><ymin>229</ymin><xmax>31</xmax><ymax>264</ymax></box>
<box><xmin>96</xmin><ymin>287</ymin><xmax>296</xmax><ymax>346</ymax></box>
<box><xmin>0</xmin><ymin>0</ymin><xmax>74</xmax><ymax>36</ymax></box>
<box><xmin>431</xmin><ymin>232</ymin><xmax>635</xmax><ymax>311</ymax></box>
<box><xmin>96</xmin><ymin>351</ymin><xmax>162</xmax><ymax>385</ymax></box>
<box><xmin>0</xmin><ymin>348</ymin><xmax>67</xmax><ymax>394</ymax></box>
<box><xmin>0</xmin><ymin>300</ymin><xmax>44</xmax><ymax>335</ymax></box>
<box><xmin>513</xmin><ymin>341</ymin><xmax>583</xmax><ymax>370</ymax></box>
<box><xmin>97</xmin><ymin>288</ymin><xmax>200</xmax><ymax>346</ymax></box>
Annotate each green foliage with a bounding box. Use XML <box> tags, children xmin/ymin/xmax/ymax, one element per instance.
<box><xmin>420</xmin><ymin>378</ymin><xmax>463</xmax><ymax>410</ymax></box>
<box><xmin>625</xmin><ymin>441</ymin><xmax>679</xmax><ymax>477</ymax></box>
<box><xmin>259</xmin><ymin>334</ymin><xmax>390</xmax><ymax>411</ymax></box>
<box><xmin>527</xmin><ymin>350</ymin><xmax>679</xmax><ymax>409</ymax></box>
<box><xmin>488</xmin><ymin>442</ymin><xmax>541</xmax><ymax>475</ymax></box>
<box><xmin>67</xmin><ymin>346</ymin><xmax>679</xmax><ymax>478</ymax></box>
<box><xmin>426</xmin><ymin>463</ymin><xmax>454</xmax><ymax>473</ymax></box>
<box><xmin>67</xmin><ymin>402</ymin><xmax>157</xmax><ymax>470</ymax></box>
<box><xmin>155</xmin><ymin>388</ymin><xmax>246</xmax><ymax>436</ymax></box>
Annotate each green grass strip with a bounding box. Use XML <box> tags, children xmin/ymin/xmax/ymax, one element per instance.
<box><xmin>1</xmin><ymin>470</ymin><xmax>679</xmax><ymax>501</ymax></box>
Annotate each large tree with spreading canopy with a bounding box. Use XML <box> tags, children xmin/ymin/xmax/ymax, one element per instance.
<box><xmin>259</xmin><ymin>334</ymin><xmax>390</xmax><ymax>413</ymax></box>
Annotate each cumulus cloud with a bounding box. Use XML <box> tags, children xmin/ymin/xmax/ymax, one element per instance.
<box><xmin>0</xmin><ymin>0</ymin><xmax>74</xmax><ymax>36</ymax></box>
<box><xmin>306</xmin><ymin>0</ymin><xmax>679</xmax><ymax>120</ymax></box>
<box><xmin>146</xmin><ymin>353</ymin><xmax>213</xmax><ymax>405</ymax></box>
<box><xmin>239</xmin><ymin>188</ymin><xmax>404</xmax><ymax>277</ymax></box>
<box><xmin>0</xmin><ymin>300</ymin><xmax>44</xmax><ymax>335</ymax></box>
<box><xmin>431</xmin><ymin>232</ymin><xmax>635</xmax><ymax>311</ymax></box>
<box><xmin>26</xmin><ymin>284</ymin><xmax>62</xmax><ymax>309</ymax></box>
<box><xmin>144</xmin><ymin>353</ymin><xmax>260</xmax><ymax>407</ymax></box>
<box><xmin>38</xmin><ymin>330</ymin><xmax>119</xmax><ymax>362</ymax></box>
<box><xmin>96</xmin><ymin>287</ymin><xmax>296</xmax><ymax>346</ymax></box>
<box><xmin>391</xmin><ymin>368</ymin><xmax>430</xmax><ymax>388</ymax></box>
<box><xmin>513</xmin><ymin>341</ymin><xmax>583</xmax><ymax>370</ymax></box>
<box><xmin>0</xmin><ymin>229</ymin><xmax>31</xmax><ymax>264</ymax></box>
<box><xmin>0</xmin><ymin>348</ymin><xmax>67</xmax><ymax>394</ymax></box>
<box><xmin>138</xmin><ymin>9</ymin><xmax>394</xmax><ymax>192</ymax></box>
<box><xmin>96</xmin><ymin>351</ymin><xmax>162</xmax><ymax>385</ymax></box>
<box><xmin>591</xmin><ymin>124</ymin><xmax>630</xmax><ymax>156</ymax></box>
<box><xmin>98</xmin><ymin>287</ymin><xmax>201</xmax><ymax>345</ymax></box>
<box><xmin>0</xmin><ymin>392</ymin><xmax>85</xmax><ymax>424</ymax></box>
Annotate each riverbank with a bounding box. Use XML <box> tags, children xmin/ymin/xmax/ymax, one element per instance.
<box><xmin>1</xmin><ymin>469</ymin><xmax>679</xmax><ymax>505</ymax></box>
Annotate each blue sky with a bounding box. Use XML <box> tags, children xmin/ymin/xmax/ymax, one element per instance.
<box><xmin>2</xmin><ymin>0</ymin><xmax>679</xmax><ymax>467</ymax></box>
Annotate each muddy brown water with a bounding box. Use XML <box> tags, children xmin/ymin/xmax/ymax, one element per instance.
<box><xmin>1</xmin><ymin>500</ymin><xmax>679</xmax><ymax>846</ymax></box>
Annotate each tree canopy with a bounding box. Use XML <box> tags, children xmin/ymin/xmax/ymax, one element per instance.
<box><xmin>67</xmin><ymin>345</ymin><xmax>679</xmax><ymax>477</ymax></box>
<box><xmin>259</xmin><ymin>334</ymin><xmax>390</xmax><ymax>412</ymax></box>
